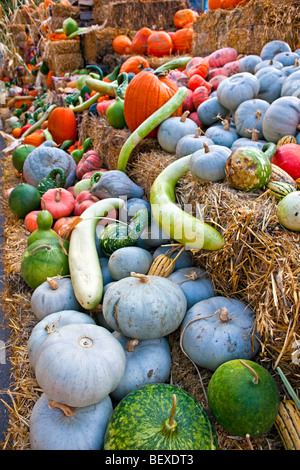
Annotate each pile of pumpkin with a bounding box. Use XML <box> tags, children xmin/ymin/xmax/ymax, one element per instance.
<box><xmin>112</xmin><ymin>8</ymin><xmax>199</xmax><ymax>58</ymax></box>
<box><xmin>4</xmin><ymin>38</ymin><xmax>300</xmax><ymax>450</ymax></box>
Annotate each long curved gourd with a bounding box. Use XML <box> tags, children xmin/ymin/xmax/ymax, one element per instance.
<box><xmin>117</xmin><ymin>87</ymin><xmax>188</xmax><ymax>172</ymax></box>
<box><xmin>69</xmin><ymin>198</ymin><xmax>125</xmax><ymax>309</ymax></box>
<box><xmin>150</xmin><ymin>156</ymin><xmax>224</xmax><ymax>251</ymax></box>
<box><xmin>85</xmin><ymin>76</ymin><xmax>118</xmax><ymax>97</ymax></box>
<box><xmin>154</xmin><ymin>56</ymin><xmax>193</xmax><ymax>74</ymax></box>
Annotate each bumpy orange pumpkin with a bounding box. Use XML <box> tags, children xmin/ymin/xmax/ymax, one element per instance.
<box><xmin>47</xmin><ymin>107</ymin><xmax>77</xmax><ymax>145</ymax></box>
<box><xmin>172</xmin><ymin>27</ymin><xmax>193</xmax><ymax>54</ymax></box>
<box><xmin>173</xmin><ymin>9</ymin><xmax>199</xmax><ymax>29</ymax></box>
<box><xmin>112</xmin><ymin>35</ymin><xmax>132</xmax><ymax>55</ymax></box>
<box><xmin>23</xmin><ymin>129</ymin><xmax>46</xmax><ymax>147</ymax></box>
<box><xmin>124</xmin><ymin>70</ymin><xmax>181</xmax><ymax>138</ymax></box>
<box><xmin>147</xmin><ymin>31</ymin><xmax>173</xmax><ymax>57</ymax></box>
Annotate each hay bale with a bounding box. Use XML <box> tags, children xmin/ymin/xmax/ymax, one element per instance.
<box><xmin>42</xmin><ymin>39</ymin><xmax>83</xmax><ymax>74</ymax></box>
<box><xmin>43</xmin><ymin>38</ymin><xmax>81</xmax><ymax>56</ymax></box>
<box><xmin>192</xmin><ymin>0</ymin><xmax>300</xmax><ymax>56</ymax></box>
<box><xmin>81</xmin><ymin>27</ymin><xmax>135</xmax><ymax>64</ymax></box>
<box><xmin>93</xmin><ymin>0</ymin><xmax>189</xmax><ymax>29</ymax></box>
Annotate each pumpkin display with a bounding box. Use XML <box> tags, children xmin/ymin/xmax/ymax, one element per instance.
<box><xmin>21</xmin><ymin>237</ymin><xmax>70</xmax><ymax>289</ymax></box>
<box><xmin>110</xmin><ymin>334</ymin><xmax>172</xmax><ymax>401</ymax></box>
<box><xmin>168</xmin><ymin>267</ymin><xmax>215</xmax><ymax>310</ymax></box>
<box><xmin>30</xmin><ymin>277</ymin><xmax>85</xmax><ymax>321</ymax></box>
<box><xmin>112</xmin><ymin>35</ymin><xmax>132</xmax><ymax>55</ymax></box>
<box><xmin>189</xmin><ymin>143</ymin><xmax>232</xmax><ymax>182</ymax></box>
<box><xmin>41</xmin><ymin>188</ymin><xmax>75</xmax><ymax>219</ymax></box>
<box><xmin>47</xmin><ymin>107</ymin><xmax>77</xmax><ymax>145</ymax></box>
<box><xmin>104</xmin><ymin>383</ymin><xmax>217</xmax><ymax>450</ymax></box>
<box><xmin>123</xmin><ymin>69</ymin><xmax>181</xmax><ymax>137</ymax></box>
<box><xmin>260</xmin><ymin>40</ymin><xmax>291</xmax><ymax>61</ymax></box>
<box><xmin>130</xmin><ymin>27</ymin><xmax>153</xmax><ymax>55</ymax></box>
<box><xmin>207</xmin><ymin>359</ymin><xmax>279</xmax><ymax>437</ymax></box>
<box><xmin>27</xmin><ymin>309</ymin><xmax>95</xmax><ymax>369</ymax></box>
<box><xmin>35</xmin><ymin>323</ymin><xmax>126</xmax><ymax>407</ymax></box>
<box><xmin>22</xmin><ymin>142</ymin><xmax>77</xmax><ymax>188</ymax></box>
<box><xmin>102</xmin><ymin>273</ymin><xmax>187</xmax><ymax>339</ymax></box>
<box><xmin>108</xmin><ymin>246</ymin><xmax>153</xmax><ymax>281</ymax></box>
<box><xmin>157</xmin><ymin>111</ymin><xmax>198</xmax><ymax>153</ymax></box>
<box><xmin>147</xmin><ymin>31</ymin><xmax>173</xmax><ymax>57</ymax></box>
<box><xmin>8</xmin><ymin>183</ymin><xmax>41</xmax><ymax>219</ymax></box>
<box><xmin>180</xmin><ymin>296</ymin><xmax>260</xmax><ymax>371</ymax></box>
<box><xmin>172</xmin><ymin>27</ymin><xmax>193</xmax><ymax>54</ymax></box>
<box><xmin>30</xmin><ymin>393</ymin><xmax>112</xmax><ymax>450</ymax></box>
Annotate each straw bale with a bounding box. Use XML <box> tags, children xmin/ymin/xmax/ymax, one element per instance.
<box><xmin>48</xmin><ymin>52</ymin><xmax>84</xmax><ymax>75</ymax></box>
<box><xmin>93</xmin><ymin>0</ymin><xmax>189</xmax><ymax>29</ymax></box>
<box><xmin>81</xmin><ymin>27</ymin><xmax>135</xmax><ymax>64</ymax></box>
<box><xmin>50</xmin><ymin>3</ymin><xmax>80</xmax><ymax>32</ymax></box>
<box><xmin>192</xmin><ymin>0</ymin><xmax>300</xmax><ymax>56</ymax></box>
<box><xmin>43</xmin><ymin>38</ymin><xmax>81</xmax><ymax>57</ymax></box>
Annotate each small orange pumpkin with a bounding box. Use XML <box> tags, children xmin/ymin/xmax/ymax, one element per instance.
<box><xmin>147</xmin><ymin>31</ymin><xmax>173</xmax><ymax>57</ymax></box>
<box><xmin>41</xmin><ymin>188</ymin><xmax>75</xmax><ymax>219</ymax></box>
<box><xmin>112</xmin><ymin>35</ymin><xmax>132</xmax><ymax>55</ymax></box>
<box><xmin>172</xmin><ymin>27</ymin><xmax>194</xmax><ymax>54</ymax></box>
<box><xmin>23</xmin><ymin>130</ymin><xmax>46</xmax><ymax>147</ymax></box>
<box><xmin>46</xmin><ymin>70</ymin><xmax>55</xmax><ymax>89</ymax></box>
<box><xmin>173</xmin><ymin>9</ymin><xmax>199</xmax><ymax>29</ymax></box>
<box><xmin>120</xmin><ymin>56</ymin><xmax>150</xmax><ymax>75</ymax></box>
<box><xmin>53</xmin><ymin>215</ymin><xmax>79</xmax><ymax>240</ymax></box>
<box><xmin>130</xmin><ymin>27</ymin><xmax>153</xmax><ymax>55</ymax></box>
<box><xmin>47</xmin><ymin>107</ymin><xmax>78</xmax><ymax>145</ymax></box>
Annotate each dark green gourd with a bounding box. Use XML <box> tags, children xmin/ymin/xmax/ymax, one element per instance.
<box><xmin>37</xmin><ymin>168</ymin><xmax>66</xmax><ymax>196</ymax></box>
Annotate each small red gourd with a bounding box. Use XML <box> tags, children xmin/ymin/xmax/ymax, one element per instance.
<box><xmin>76</xmin><ymin>150</ymin><xmax>103</xmax><ymax>180</ymax></box>
<box><xmin>188</xmin><ymin>74</ymin><xmax>212</xmax><ymax>92</ymax></box>
<box><xmin>41</xmin><ymin>188</ymin><xmax>75</xmax><ymax>219</ymax></box>
<box><xmin>73</xmin><ymin>191</ymin><xmax>98</xmax><ymax>216</ymax></box>
<box><xmin>193</xmin><ymin>86</ymin><xmax>210</xmax><ymax>108</ymax></box>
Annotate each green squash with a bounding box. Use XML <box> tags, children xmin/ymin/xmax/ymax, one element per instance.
<box><xmin>99</xmin><ymin>208</ymin><xmax>149</xmax><ymax>257</ymax></box>
<box><xmin>105</xmin><ymin>97</ymin><xmax>126</xmax><ymax>129</ymax></box>
<box><xmin>12</xmin><ymin>144</ymin><xmax>35</xmax><ymax>173</ymax></box>
<box><xmin>225</xmin><ymin>142</ymin><xmax>277</xmax><ymax>191</ymax></box>
<box><xmin>27</xmin><ymin>210</ymin><xmax>59</xmax><ymax>246</ymax></box>
<box><xmin>207</xmin><ymin>359</ymin><xmax>279</xmax><ymax>437</ymax></box>
<box><xmin>21</xmin><ymin>237</ymin><xmax>69</xmax><ymax>289</ymax></box>
<box><xmin>62</xmin><ymin>17</ymin><xmax>78</xmax><ymax>36</ymax></box>
<box><xmin>9</xmin><ymin>183</ymin><xmax>41</xmax><ymax>219</ymax></box>
<box><xmin>104</xmin><ymin>383</ymin><xmax>217</xmax><ymax>450</ymax></box>
<box><xmin>37</xmin><ymin>168</ymin><xmax>66</xmax><ymax>196</ymax></box>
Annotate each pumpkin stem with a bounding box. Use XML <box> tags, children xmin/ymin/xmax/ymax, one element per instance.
<box><xmin>219</xmin><ymin>307</ymin><xmax>229</xmax><ymax>322</ymax></box>
<box><xmin>239</xmin><ymin>359</ymin><xmax>259</xmax><ymax>384</ymax></box>
<box><xmin>194</xmin><ymin>128</ymin><xmax>201</xmax><ymax>138</ymax></box>
<box><xmin>294</xmin><ymin>58</ymin><xmax>299</xmax><ymax>67</ymax></box>
<box><xmin>178</xmin><ymin>269</ymin><xmax>202</xmax><ymax>284</ymax></box>
<box><xmin>245</xmin><ymin>434</ymin><xmax>254</xmax><ymax>450</ymax></box>
<box><xmin>203</xmin><ymin>142</ymin><xmax>210</xmax><ymax>153</ymax></box>
<box><xmin>130</xmin><ymin>272</ymin><xmax>151</xmax><ymax>284</ymax></box>
<box><xmin>29</xmin><ymin>244</ymin><xmax>53</xmax><ymax>256</ymax></box>
<box><xmin>47</xmin><ymin>277</ymin><xmax>58</xmax><ymax>289</ymax></box>
<box><xmin>168</xmin><ymin>394</ymin><xmax>177</xmax><ymax>430</ymax></box>
<box><xmin>48</xmin><ymin>400</ymin><xmax>75</xmax><ymax>417</ymax></box>
<box><xmin>223</xmin><ymin>119</ymin><xmax>230</xmax><ymax>131</ymax></box>
<box><xmin>180</xmin><ymin>110</ymin><xmax>190</xmax><ymax>122</ymax></box>
<box><xmin>126</xmin><ymin>338</ymin><xmax>139</xmax><ymax>352</ymax></box>
<box><xmin>55</xmin><ymin>188</ymin><xmax>62</xmax><ymax>202</ymax></box>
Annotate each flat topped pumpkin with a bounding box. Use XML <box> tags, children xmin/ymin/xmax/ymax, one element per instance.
<box><xmin>123</xmin><ymin>70</ymin><xmax>182</xmax><ymax>138</ymax></box>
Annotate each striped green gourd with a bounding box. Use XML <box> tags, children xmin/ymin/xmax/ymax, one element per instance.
<box><xmin>266</xmin><ymin>181</ymin><xmax>296</xmax><ymax>200</ymax></box>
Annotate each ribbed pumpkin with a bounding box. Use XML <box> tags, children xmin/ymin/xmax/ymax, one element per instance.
<box><xmin>130</xmin><ymin>27</ymin><xmax>153</xmax><ymax>55</ymax></box>
<box><xmin>193</xmin><ymin>86</ymin><xmax>210</xmax><ymax>108</ymax></box>
<box><xmin>172</xmin><ymin>27</ymin><xmax>193</xmax><ymax>54</ymax></box>
<box><xmin>23</xmin><ymin>130</ymin><xmax>46</xmax><ymax>147</ymax></box>
<box><xmin>112</xmin><ymin>35</ymin><xmax>132</xmax><ymax>55</ymax></box>
<box><xmin>120</xmin><ymin>56</ymin><xmax>150</xmax><ymax>75</ymax></box>
<box><xmin>173</xmin><ymin>9</ymin><xmax>198</xmax><ymax>29</ymax></box>
<box><xmin>147</xmin><ymin>31</ymin><xmax>173</xmax><ymax>57</ymax></box>
<box><xmin>47</xmin><ymin>107</ymin><xmax>77</xmax><ymax>145</ymax></box>
<box><xmin>123</xmin><ymin>70</ymin><xmax>182</xmax><ymax>137</ymax></box>
<box><xmin>76</xmin><ymin>150</ymin><xmax>103</xmax><ymax>180</ymax></box>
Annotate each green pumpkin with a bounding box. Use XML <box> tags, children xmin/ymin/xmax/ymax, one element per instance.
<box><xmin>104</xmin><ymin>383</ymin><xmax>217</xmax><ymax>450</ymax></box>
<box><xmin>62</xmin><ymin>17</ymin><xmax>78</xmax><ymax>36</ymax></box>
<box><xmin>105</xmin><ymin>97</ymin><xmax>126</xmax><ymax>129</ymax></box>
<box><xmin>207</xmin><ymin>359</ymin><xmax>279</xmax><ymax>437</ymax></box>
<box><xmin>9</xmin><ymin>183</ymin><xmax>41</xmax><ymax>219</ymax></box>
<box><xmin>12</xmin><ymin>144</ymin><xmax>35</xmax><ymax>173</ymax></box>
<box><xmin>27</xmin><ymin>210</ymin><xmax>58</xmax><ymax>246</ymax></box>
<box><xmin>225</xmin><ymin>142</ymin><xmax>277</xmax><ymax>191</ymax></box>
<box><xmin>21</xmin><ymin>237</ymin><xmax>69</xmax><ymax>289</ymax></box>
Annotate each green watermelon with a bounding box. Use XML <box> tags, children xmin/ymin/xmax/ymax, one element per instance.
<box><xmin>8</xmin><ymin>183</ymin><xmax>41</xmax><ymax>219</ymax></box>
<box><xmin>12</xmin><ymin>144</ymin><xmax>35</xmax><ymax>173</ymax></box>
<box><xmin>21</xmin><ymin>237</ymin><xmax>69</xmax><ymax>289</ymax></box>
<box><xmin>103</xmin><ymin>383</ymin><xmax>217</xmax><ymax>450</ymax></box>
<box><xmin>207</xmin><ymin>359</ymin><xmax>280</xmax><ymax>437</ymax></box>
<box><xmin>62</xmin><ymin>17</ymin><xmax>78</xmax><ymax>36</ymax></box>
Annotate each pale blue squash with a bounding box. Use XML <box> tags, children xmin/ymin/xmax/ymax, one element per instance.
<box><xmin>262</xmin><ymin>96</ymin><xmax>300</xmax><ymax>143</ymax></box>
<box><xmin>254</xmin><ymin>60</ymin><xmax>283</xmax><ymax>74</ymax></box>
<box><xmin>206</xmin><ymin>120</ymin><xmax>239</xmax><ymax>148</ymax></box>
<box><xmin>239</xmin><ymin>55</ymin><xmax>262</xmax><ymax>74</ymax></box>
<box><xmin>217</xmin><ymin>72</ymin><xmax>260</xmax><ymax>111</ymax></box>
<box><xmin>197</xmin><ymin>96</ymin><xmax>230</xmax><ymax>126</ymax></box>
<box><xmin>153</xmin><ymin>245</ymin><xmax>193</xmax><ymax>270</ymax></box>
<box><xmin>175</xmin><ymin>129</ymin><xmax>214</xmax><ymax>159</ymax></box>
<box><xmin>273</xmin><ymin>51</ymin><xmax>299</xmax><ymax>67</ymax></box>
<box><xmin>189</xmin><ymin>143</ymin><xmax>232</xmax><ymax>182</ymax></box>
<box><xmin>281</xmin><ymin>70</ymin><xmax>300</xmax><ymax>96</ymax></box>
<box><xmin>30</xmin><ymin>393</ymin><xmax>113</xmax><ymax>450</ymax></box>
<box><xmin>180</xmin><ymin>296</ymin><xmax>260</xmax><ymax>371</ymax></box>
<box><xmin>108</xmin><ymin>246</ymin><xmax>153</xmax><ymax>280</ymax></box>
<box><xmin>234</xmin><ymin>99</ymin><xmax>270</xmax><ymax>139</ymax></box>
<box><xmin>157</xmin><ymin>112</ymin><xmax>198</xmax><ymax>154</ymax></box>
<box><xmin>110</xmin><ymin>333</ymin><xmax>172</xmax><ymax>401</ymax></box>
<box><xmin>255</xmin><ymin>67</ymin><xmax>286</xmax><ymax>103</ymax></box>
<box><xmin>230</xmin><ymin>137</ymin><xmax>267</xmax><ymax>152</ymax></box>
<box><xmin>260</xmin><ymin>40</ymin><xmax>291</xmax><ymax>60</ymax></box>
<box><xmin>168</xmin><ymin>267</ymin><xmax>215</xmax><ymax>309</ymax></box>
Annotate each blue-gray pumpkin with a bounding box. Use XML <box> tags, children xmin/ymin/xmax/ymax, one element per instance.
<box><xmin>273</xmin><ymin>51</ymin><xmax>299</xmax><ymax>67</ymax></box>
<box><xmin>30</xmin><ymin>393</ymin><xmax>113</xmax><ymax>450</ymax></box>
<box><xmin>91</xmin><ymin>170</ymin><xmax>144</xmax><ymax>200</ymax></box>
<box><xmin>238</xmin><ymin>55</ymin><xmax>262</xmax><ymax>74</ymax></box>
<box><xmin>281</xmin><ymin>70</ymin><xmax>300</xmax><ymax>97</ymax></box>
<box><xmin>157</xmin><ymin>111</ymin><xmax>198</xmax><ymax>154</ymax></box>
<box><xmin>260</xmin><ymin>40</ymin><xmax>291</xmax><ymax>61</ymax></box>
<box><xmin>254</xmin><ymin>60</ymin><xmax>283</xmax><ymax>74</ymax></box>
<box><xmin>153</xmin><ymin>244</ymin><xmax>193</xmax><ymax>270</ymax></box>
<box><xmin>255</xmin><ymin>67</ymin><xmax>286</xmax><ymax>103</ymax></box>
<box><xmin>206</xmin><ymin>119</ymin><xmax>239</xmax><ymax>148</ymax></box>
<box><xmin>180</xmin><ymin>296</ymin><xmax>260</xmax><ymax>371</ymax></box>
<box><xmin>168</xmin><ymin>267</ymin><xmax>215</xmax><ymax>310</ymax></box>
<box><xmin>175</xmin><ymin>129</ymin><xmax>214</xmax><ymax>159</ymax></box>
<box><xmin>102</xmin><ymin>273</ymin><xmax>187</xmax><ymax>339</ymax></box>
<box><xmin>108</xmin><ymin>246</ymin><xmax>153</xmax><ymax>281</ymax></box>
<box><xmin>197</xmin><ymin>96</ymin><xmax>229</xmax><ymax>126</ymax></box>
<box><xmin>110</xmin><ymin>333</ymin><xmax>172</xmax><ymax>401</ymax></box>
<box><xmin>262</xmin><ymin>96</ymin><xmax>300</xmax><ymax>143</ymax></box>
<box><xmin>189</xmin><ymin>143</ymin><xmax>232</xmax><ymax>182</ymax></box>
<box><xmin>217</xmin><ymin>72</ymin><xmax>260</xmax><ymax>111</ymax></box>
<box><xmin>234</xmin><ymin>99</ymin><xmax>270</xmax><ymax>140</ymax></box>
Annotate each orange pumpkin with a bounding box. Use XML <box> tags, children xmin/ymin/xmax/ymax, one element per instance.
<box><xmin>120</xmin><ymin>56</ymin><xmax>150</xmax><ymax>75</ymax></box>
<box><xmin>12</xmin><ymin>127</ymin><xmax>22</xmax><ymax>138</ymax></box>
<box><xmin>53</xmin><ymin>215</ymin><xmax>79</xmax><ymax>240</ymax></box>
<box><xmin>23</xmin><ymin>130</ymin><xmax>46</xmax><ymax>147</ymax></box>
<box><xmin>41</xmin><ymin>188</ymin><xmax>75</xmax><ymax>219</ymax></box>
<box><xmin>46</xmin><ymin>70</ymin><xmax>55</xmax><ymax>88</ymax></box>
<box><xmin>24</xmin><ymin>210</ymin><xmax>42</xmax><ymax>232</ymax></box>
<box><xmin>124</xmin><ymin>70</ymin><xmax>181</xmax><ymax>138</ymax></box>
<box><xmin>47</xmin><ymin>107</ymin><xmax>78</xmax><ymax>145</ymax></box>
<box><xmin>172</xmin><ymin>27</ymin><xmax>193</xmax><ymax>54</ymax></box>
<box><xmin>112</xmin><ymin>35</ymin><xmax>132</xmax><ymax>55</ymax></box>
<box><xmin>188</xmin><ymin>74</ymin><xmax>212</xmax><ymax>92</ymax></box>
<box><xmin>173</xmin><ymin>9</ymin><xmax>199</xmax><ymax>29</ymax></box>
<box><xmin>147</xmin><ymin>31</ymin><xmax>173</xmax><ymax>57</ymax></box>
<box><xmin>192</xmin><ymin>86</ymin><xmax>210</xmax><ymax>108</ymax></box>
<box><xmin>130</xmin><ymin>27</ymin><xmax>153</xmax><ymax>55</ymax></box>
<box><xmin>14</xmin><ymin>98</ymin><xmax>33</xmax><ymax>110</ymax></box>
